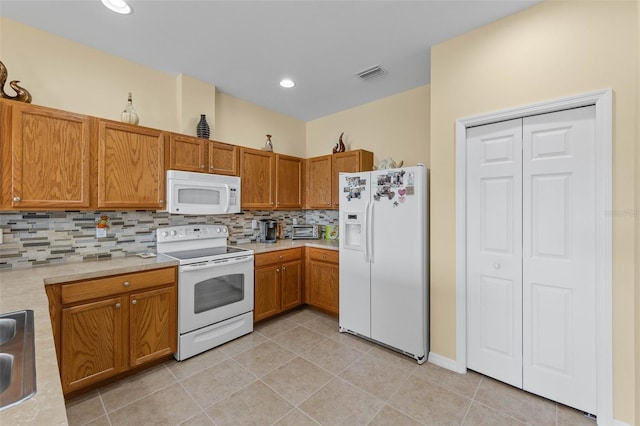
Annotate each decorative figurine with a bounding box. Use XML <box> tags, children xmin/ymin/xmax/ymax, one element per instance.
<box><xmin>0</xmin><ymin>60</ymin><xmax>32</xmax><ymax>103</ymax></box>
<box><xmin>338</xmin><ymin>132</ymin><xmax>346</xmax><ymax>152</ymax></box>
<box><xmin>332</xmin><ymin>132</ymin><xmax>346</xmax><ymax>154</ymax></box>
<box><xmin>263</xmin><ymin>134</ymin><xmax>273</xmax><ymax>152</ymax></box>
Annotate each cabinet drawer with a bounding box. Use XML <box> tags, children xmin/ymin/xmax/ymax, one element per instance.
<box><xmin>307</xmin><ymin>247</ymin><xmax>339</xmax><ymax>264</ymax></box>
<box><xmin>61</xmin><ymin>267</ymin><xmax>176</xmax><ymax>305</ymax></box>
<box><xmin>255</xmin><ymin>248</ymin><xmax>302</xmax><ymax>267</ymax></box>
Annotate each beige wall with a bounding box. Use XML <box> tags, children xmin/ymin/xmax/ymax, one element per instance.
<box><xmin>0</xmin><ymin>17</ymin><xmax>305</xmax><ymax>156</ymax></box>
<box><xmin>214</xmin><ymin>92</ymin><xmax>306</xmax><ymax>157</ymax></box>
<box><xmin>430</xmin><ymin>0</ymin><xmax>637</xmax><ymax>423</ymax></box>
<box><xmin>636</xmin><ymin>3</ymin><xmax>640</xmax><ymax>424</ymax></box>
<box><xmin>306</xmin><ymin>85</ymin><xmax>430</xmax><ymax>167</ymax></box>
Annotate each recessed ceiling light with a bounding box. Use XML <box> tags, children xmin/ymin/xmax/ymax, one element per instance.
<box><xmin>101</xmin><ymin>0</ymin><xmax>132</xmax><ymax>15</ymax></box>
<box><xmin>280</xmin><ymin>79</ymin><xmax>295</xmax><ymax>88</ymax></box>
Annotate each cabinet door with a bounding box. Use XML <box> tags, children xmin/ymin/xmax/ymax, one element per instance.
<box><xmin>240</xmin><ymin>147</ymin><xmax>275</xmax><ymax>209</ymax></box>
<box><xmin>331</xmin><ymin>150</ymin><xmax>373</xmax><ymax>208</ymax></box>
<box><xmin>275</xmin><ymin>154</ymin><xmax>303</xmax><ymax>209</ymax></box>
<box><xmin>306</xmin><ymin>155</ymin><xmax>332</xmax><ymax>209</ymax></box>
<box><xmin>281</xmin><ymin>259</ymin><xmax>302</xmax><ymax>311</ymax></box>
<box><xmin>169</xmin><ymin>134</ymin><xmax>207</xmax><ymax>173</ymax></box>
<box><xmin>129</xmin><ymin>286</ymin><xmax>177</xmax><ymax>367</ymax></box>
<box><xmin>97</xmin><ymin>120</ymin><xmax>165</xmax><ymax>209</ymax></box>
<box><xmin>61</xmin><ymin>296</ymin><xmax>125</xmax><ymax>393</ymax></box>
<box><xmin>209</xmin><ymin>141</ymin><xmax>238</xmax><ymax>176</ymax></box>
<box><xmin>254</xmin><ymin>265</ymin><xmax>281</xmax><ymax>322</ymax></box>
<box><xmin>10</xmin><ymin>104</ymin><xmax>91</xmax><ymax>209</ymax></box>
<box><xmin>307</xmin><ymin>260</ymin><xmax>339</xmax><ymax>315</ymax></box>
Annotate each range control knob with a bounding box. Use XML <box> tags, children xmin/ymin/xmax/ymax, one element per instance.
<box><xmin>216</xmin><ymin>227</ymin><xmax>221</xmax><ymax>233</ymax></box>
<box><xmin>170</xmin><ymin>230</ymin><xmax>177</xmax><ymax>237</ymax></box>
<box><xmin>222</xmin><ymin>228</ymin><xmax>227</xmax><ymax>233</ymax></box>
<box><xmin>161</xmin><ymin>231</ymin><xmax>168</xmax><ymax>238</ymax></box>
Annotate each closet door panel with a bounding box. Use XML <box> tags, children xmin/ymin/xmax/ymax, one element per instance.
<box><xmin>522</xmin><ymin>106</ymin><xmax>597</xmax><ymax>413</ymax></box>
<box><xmin>466</xmin><ymin>118</ymin><xmax>523</xmax><ymax>388</ymax></box>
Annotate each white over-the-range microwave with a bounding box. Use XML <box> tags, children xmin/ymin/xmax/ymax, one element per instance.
<box><xmin>166</xmin><ymin>170</ymin><xmax>241</xmax><ymax>215</ymax></box>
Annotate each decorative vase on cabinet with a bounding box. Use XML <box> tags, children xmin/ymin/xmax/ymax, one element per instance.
<box><xmin>121</xmin><ymin>92</ymin><xmax>139</xmax><ymax>125</ymax></box>
<box><xmin>197</xmin><ymin>114</ymin><xmax>210</xmax><ymax>139</ymax></box>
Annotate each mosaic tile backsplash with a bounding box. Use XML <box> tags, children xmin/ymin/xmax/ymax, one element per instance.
<box><xmin>0</xmin><ymin>210</ymin><xmax>339</xmax><ymax>269</ymax></box>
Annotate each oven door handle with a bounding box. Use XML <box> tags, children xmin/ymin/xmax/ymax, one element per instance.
<box><xmin>182</xmin><ymin>255</ymin><xmax>254</xmax><ymax>271</ymax></box>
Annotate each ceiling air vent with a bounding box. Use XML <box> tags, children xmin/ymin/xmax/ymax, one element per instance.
<box><xmin>356</xmin><ymin>65</ymin><xmax>385</xmax><ymax>81</ymax></box>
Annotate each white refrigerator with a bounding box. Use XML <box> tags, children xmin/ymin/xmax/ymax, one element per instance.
<box><xmin>339</xmin><ymin>165</ymin><xmax>428</xmax><ymax>363</ymax></box>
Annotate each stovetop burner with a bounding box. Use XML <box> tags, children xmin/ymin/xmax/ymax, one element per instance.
<box><xmin>164</xmin><ymin>246</ymin><xmax>250</xmax><ymax>261</ymax></box>
<box><xmin>156</xmin><ymin>225</ymin><xmax>254</xmax><ymax>265</ymax></box>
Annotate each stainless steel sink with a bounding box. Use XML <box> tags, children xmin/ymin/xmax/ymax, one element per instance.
<box><xmin>0</xmin><ymin>319</ymin><xmax>17</xmax><ymax>345</ymax></box>
<box><xmin>0</xmin><ymin>310</ymin><xmax>36</xmax><ymax>411</ymax></box>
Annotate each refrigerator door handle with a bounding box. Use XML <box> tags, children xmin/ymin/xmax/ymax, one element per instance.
<box><xmin>363</xmin><ymin>201</ymin><xmax>370</xmax><ymax>262</ymax></box>
<box><xmin>367</xmin><ymin>200</ymin><xmax>374</xmax><ymax>262</ymax></box>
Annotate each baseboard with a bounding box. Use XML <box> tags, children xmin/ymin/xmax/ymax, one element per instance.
<box><xmin>428</xmin><ymin>352</ymin><xmax>465</xmax><ymax>374</ymax></box>
<box><xmin>612</xmin><ymin>420</ymin><xmax>632</xmax><ymax>426</ymax></box>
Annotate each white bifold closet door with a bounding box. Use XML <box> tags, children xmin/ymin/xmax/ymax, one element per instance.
<box><xmin>466</xmin><ymin>106</ymin><xmax>597</xmax><ymax>414</ymax></box>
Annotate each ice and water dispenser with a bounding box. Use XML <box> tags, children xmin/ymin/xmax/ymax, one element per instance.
<box><xmin>343</xmin><ymin>212</ymin><xmax>364</xmax><ymax>250</ymax></box>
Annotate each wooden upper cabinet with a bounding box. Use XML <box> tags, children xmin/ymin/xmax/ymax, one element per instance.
<box><xmin>168</xmin><ymin>134</ymin><xmax>207</xmax><ymax>173</ymax></box>
<box><xmin>305</xmin><ymin>155</ymin><xmax>332</xmax><ymax>209</ymax></box>
<box><xmin>331</xmin><ymin>150</ymin><xmax>373</xmax><ymax>208</ymax></box>
<box><xmin>209</xmin><ymin>141</ymin><xmax>238</xmax><ymax>176</ymax></box>
<box><xmin>8</xmin><ymin>103</ymin><xmax>92</xmax><ymax>209</ymax></box>
<box><xmin>239</xmin><ymin>147</ymin><xmax>275</xmax><ymax>209</ymax></box>
<box><xmin>168</xmin><ymin>134</ymin><xmax>238</xmax><ymax>176</ymax></box>
<box><xmin>97</xmin><ymin>119</ymin><xmax>165</xmax><ymax>209</ymax></box>
<box><xmin>275</xmin><ymin>154</ymin><xmax>303</xmax><ymax>209</ymax></box>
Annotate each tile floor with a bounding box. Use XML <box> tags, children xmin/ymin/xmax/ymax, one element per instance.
<box><xmin>66</xmin><ymin>307</ymin><xmax>596</xmax><ymax>426</ymax></box>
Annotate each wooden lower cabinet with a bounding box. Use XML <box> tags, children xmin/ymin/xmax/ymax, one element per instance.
<box><xmin>47</xmin><ymin>267</ymin><xmax>177</xmax><ymax>395</ymax></box>
<box><xmin>305</xmin><ymin>247</ymin><xmax>339</xmax><ymax>315</ymax></box>
<box><xmin>61</xmin><ymin>296</ymin><xmax>125</xmax><ymax>392</ymax></box>
<box><xmin>253</xmin><ymin>248</ymin><xmax>303</xmax><ymax>322</ymax></box>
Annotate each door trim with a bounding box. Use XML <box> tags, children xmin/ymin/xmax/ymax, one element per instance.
<box><xmin>454</xmin><ymin>90</ymin><xmax>612</xmax><ymax>423</ymax></box>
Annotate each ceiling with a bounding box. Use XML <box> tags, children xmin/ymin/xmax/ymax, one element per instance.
<box><xmin>0</xmin><ymin>0</ymin><xmax>541</xmax><ymax>121</ymax></box>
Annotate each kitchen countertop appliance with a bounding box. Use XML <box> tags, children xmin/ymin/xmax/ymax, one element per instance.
<box><xmin>291</xmin><ymin>224</ymin><xmax>319</xmax><ymax>240</ymax></box>
<box><xmin>339</xmin><ymin>165</ymin><xmax>429</xmax><ymax>364</ymax></box>
<box><xmin>258</xmin><ymin>219</ymin><xmax>277</xmax><ymax>243</ymax></box>
<box><xmin>156</xmin><ymin>225</ymin><xmax>254</xmax><ymax>361</ymax></box>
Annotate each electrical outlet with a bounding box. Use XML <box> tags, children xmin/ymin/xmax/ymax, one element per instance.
<box><xmin>292</xmin><ymin>218</ymin><xmax>298</xmax><ymax>225</ymax></box>
<box><xmin>0</xmin><ymin>229</ymin><xmax>3</xmax><ymax>244</ymax></box>
<box><xmin>251</xmin><ymin>219</ymin><xmax>258</xmax><ymax>229</ymax></box>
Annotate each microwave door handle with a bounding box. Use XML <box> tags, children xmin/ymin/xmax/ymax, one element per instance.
<box><xmin>223</xmin><ymin>184</ymin><xmax>230</xmax><ymax>213</ymax></box>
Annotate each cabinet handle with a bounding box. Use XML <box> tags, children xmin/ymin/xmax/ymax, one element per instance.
<box><xmin>270</xmin><ymin>201</ymin><xmax>274</xmax><ymax>205</ymax></box>
<box><xmin>276</xmin><ymin>269</ymin><xmax>280</xmax><ymax>272</ymax></box>
<box><xmin>115</xmin><ymin>303</ymin><xmax>121</xmax><ymax>309</ymax></box>
<box><xmin>159</xmin><ymin>200</ymin><xmax>164</xmax><ymax>204</ymax></box>
<box><xmin>282</xmin><ymin>266</ymin><xmax>286</xmax><ymax>271</ymax></box>
<box><xmin>200</xmin><ymin>164</ymin><xmax>205</xmax><ymax>169</ymax></box>
<box><xmin>123</xmin><ymin>281</ymin><xmax>130</xmax><ymax>287</ymax></box>
<box><xmin>327</xmin><ymin>202</ymin><xmax>330</xmax><ymax>206</ymax></box>
<box><xmin>322</xmin><ymin>254</ymin><xmax>327</xmax><ymax>259</ymax></box>
<box><xmin>13</xmin><ymin>196</ymin><xmax>21</xmax><ymax>202</ymax></box>
<box><xmin>132</xmin><ymin>299</ymin><xmax>137</xmax><ymax>305</ymax></box>
<box><xmin>279</xmin><ymin>255</ymin><xmax>283</xmax><ymax>259</ymax></box>
<box><xmin>210</xmin><ymin>165</ymin><xmax>214</xmax><ymax>170</ymax></box>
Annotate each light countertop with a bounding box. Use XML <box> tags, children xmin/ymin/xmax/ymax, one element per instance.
<box><xmin>237</xmin><ymin>238</ymin><xmax>339</xmax><ymax>253</ymax></box>
<box><xmin>0</xmin><ymin>255</ymin><xmax>179</xmax><ymax>426</ymax></box>
<box><xmin>0</xmin><ymin>240</ymin><xmax>337</xmax><ymax>424</ymax></box>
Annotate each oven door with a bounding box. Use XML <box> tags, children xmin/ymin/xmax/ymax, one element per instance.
<box><xmin>178</xmin><ymin>255</ymin><xmax>254</xmax><ymax>333</ymax></box>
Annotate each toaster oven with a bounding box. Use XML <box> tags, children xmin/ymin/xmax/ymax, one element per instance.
<box><xmin>291</xmin><ymin>224</ymin><xmax>319</xmax><ymax>240</ymax></box>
